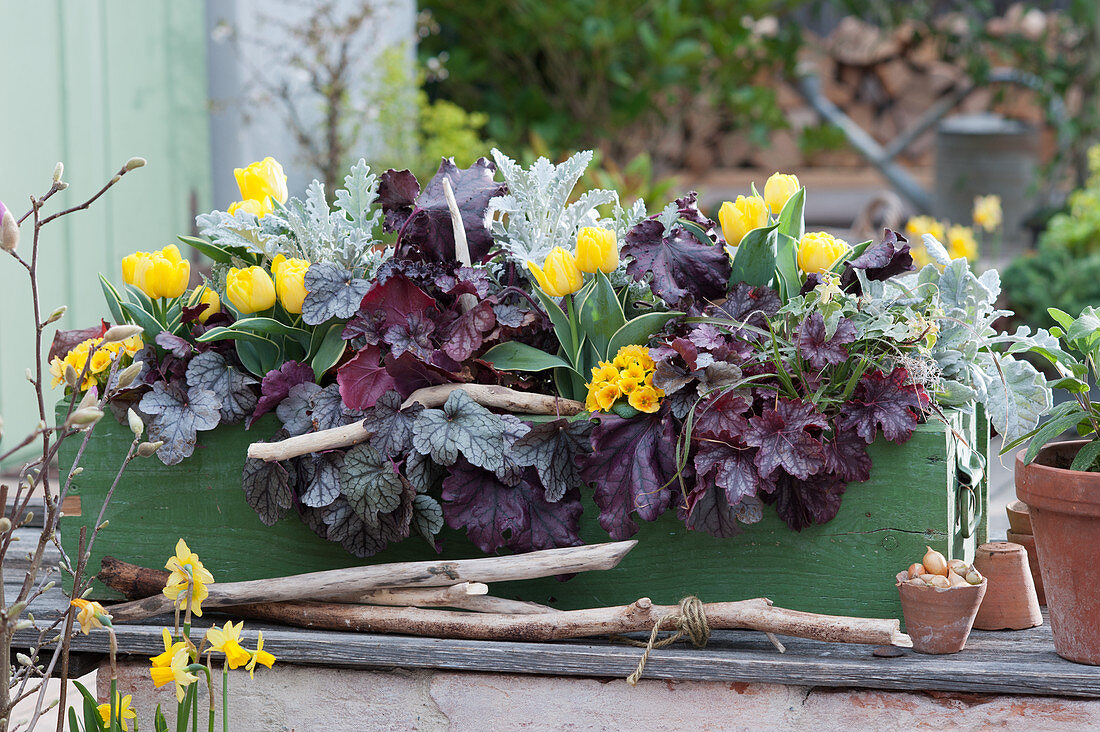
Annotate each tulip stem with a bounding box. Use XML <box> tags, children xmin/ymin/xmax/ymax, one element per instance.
<box><xmin>565</xmin><ymin>294</ymin><xmax>580</xmax><ymax>365</ymax></box>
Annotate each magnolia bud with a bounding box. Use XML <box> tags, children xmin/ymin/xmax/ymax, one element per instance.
<box><xmin>78</xmin><ymin>388</ymin><xmax>98</xmax><ymax>410</ymax></box>
<box><xmin>70</xmin><ymin>467</ymin><xmax>83</xmax><ymax>477</ymax></box>
<box><xmin>127</xmin><ymin>408</ymin><xmax>144</xmax><ymax>437</ymax></box>
<box><xmin>65</xmin><ymin>407</ymin><xmax>104</xmax><ymax>429</ymax></box>
<box><xmin>64</xmin><ymin>364</ymin><xmax>79</xmax><ymax>389</ymax></box>
<box><xmin>52</xmin><ymin>162</ymin><xmax>64</xmax><ymax>183</ymax></box>
<box><xmin>125</xmin><ymin>157</ymin><xmax>147</xmax><ymax>171</ymax></box>
<box><xmin>102</xmin><ymin>324</ymin><xmax>142</xmax><ymax>343</ymax></box>
<box><xmin>110</xmin><ymin>174</ymin><xmax>121</xmax><ymax>185</ymax></box>
<box><xmin>0</xmin><ymin>518</ymin><xmax>11</xmax><ymax>533</ymax></box>
<box><xmin>57</xmin><ymin>182</ymin><xmax>69</xmax><ymax>191</ymax></box>
<box><xmin>116</xmin><ymin>362</ymin><xmax>143</xmax><ymax>389</ymax></box>
<box><xmin>25</xmin><ymin>368</ymin><xmax>34</xmax><ymax>384</ymax></box>
<box><xmin>44</xmin><ymin>305</ymin><xmax>67</xmax><ymax>325</ymax></box>
<box><xmin>0</xmin><ymin>200</ymin><xmax>19</xmax><ymax>253</ymax></box>
<box><xmin>137</xmin><ymin>440</ymin><xmax>163</xmax><ymax>457</ymax></box>
<box><xmin>16</xmin><ymin>654</ymin><xmax>31</xmax><ymax>667</ymax></box>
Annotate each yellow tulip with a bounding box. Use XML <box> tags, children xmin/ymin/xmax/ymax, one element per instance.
<box><xmin>972</xmin><ymin>195</ymin><xmax>1002</xmax><ymax>232</ymax></box>
<box><xmin>797</xmin><ymin>231</ymin><xmax>849</xmax><ymax>275</ymax></box>
<box><xmin>574</xmin><ymin>226</ymin><xmax>619</xmax><ymax>274</ymax></box>
<box><xmin>527</xmin><ymin>247</ymin><xmax>583</xmax><ymax>297</ymax></box>
<box><xmin>125</xmin><ymin>245</ymin><xmax>190</xmax><ymax>299</ymax></box>
<box><xmin>272</xmin><ymin>254</ymin><xmax>311</xmax><ymax>314</ymax></box>
<box><xmin>904</xmin><ymin>215</ymin><xmax>946</xmax><ymax>244</ymax></box>
<box><xmin>228</xmin><ymin>197</ymin><xmax>274</xmax><ymax>218</ymax></box>
<box><xmin>946</xmin><ymin>224</ymin><xmax>978</xmax><ymax>261</ymax></box>
<box><xmin>234</xmin><ymin>157</ymin><xmax>288</xmax><ymax>211</ymax></box>
<box><xmin>188</xmin><ymin>286</ymin><xmax>221</xmax><ymax>323</ymax></box>
<box><xmin>225</xmin><ymin>266</ymin><xmax>277</xmax><ymax>315</ymax></box>
<box><xmin>718</xmin><ymin>195</ymin><xmax>768</xmax><ymax>246</ymax></box>
<box><xmin>764</xmin><ymin>173</ymin><xmax>800</xmax><ymax>215</ymax></box>
<box><xmin>121</xmin><ymin>252</ymin><xmax>148</xmax><ymax>286</ymax></box>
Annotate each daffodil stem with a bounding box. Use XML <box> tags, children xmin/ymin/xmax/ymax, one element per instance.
<box><xmin>222</xmin><ymin>661</ymin><xmax>229</xmax><ymax>732</ymax></box>
<box><xmin>110</xmin><ymin>677</ymin><xmax>118</xmax><ymax>732</ymax></box>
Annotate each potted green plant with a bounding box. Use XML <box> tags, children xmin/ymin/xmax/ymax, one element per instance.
<box><xmin>1009</xmin><ymin>305</ymin><xmax>1100</xmax><ymax>665</ymax></box>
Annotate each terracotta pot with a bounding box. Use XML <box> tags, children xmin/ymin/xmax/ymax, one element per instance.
<box><xmin>1006</xmin><ymin>530</ymin><xmax>1045</xmax><ymax>606</ymax></box>
<box><xmin>896</xmin><ymin>570</ymin><xmax>987</xmax><ymax>654</ymax></box>
<box><xmin>1006</xmin><ymin>500</ymin><xmax>1033</xmax><ymax>535</ymax></box>
<box><xmin>972</xmin><ymin>541</ymin><xmax>1042</xmax><ymax>630</ymax></box>
<box><xmin>1016</xmin><ymin>441</ymin><xmax>1100</xmax><ymax>665</ymax></box>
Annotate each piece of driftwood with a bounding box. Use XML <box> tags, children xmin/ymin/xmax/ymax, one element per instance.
<box><xmin>441</xmin><ymin>177</ymin><xmax>479</xmax><ymax>314</ymax></box>
<box><xmin>99</xmin><ymin>541</ymin><xmax>636</xmax><ymax>622</ymax></box>
<box><xmin>246</xmin><ymin>383</ymin><xmax>586</xmax><ymax>461</ymax></box>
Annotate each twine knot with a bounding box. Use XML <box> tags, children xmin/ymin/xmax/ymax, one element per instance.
<box><xmin>625</xmin><ymin>596</ymin><xmax>710</xmax><ymax>686</ymax></box>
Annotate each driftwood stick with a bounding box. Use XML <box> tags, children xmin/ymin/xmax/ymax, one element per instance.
<box><xmin>247</xmin><ymin>421</ymin><xmax>369</xmax><ymax>461</ymax></box>
<box><xmin>441</xmin><ymin>177</ymin><xmax>478</xmax><ymax>314</ymax></box>
<box><xmin>402</xmin><ymin>384</ymin><xmax>586</xmax><ymax>415</ymax></box>
<box><xmin>99</xmin><ymin>541</ymin><xmax>636</xmax><ymax>622</ymax></box>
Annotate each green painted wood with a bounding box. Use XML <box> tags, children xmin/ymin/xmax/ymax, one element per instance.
<box><xmin>0</xmin><ymin>1</ymin><xmax>210</xmax><ymax>466</ymax></box>
<box><xmin>61</xmin><ymin>406</ymin><xmax>987</xmax><ymax>619</ymax></box>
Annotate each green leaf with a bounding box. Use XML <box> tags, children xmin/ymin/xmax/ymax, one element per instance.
<box><xmin>67</xmin><ymin>706</ymin><xmax>81</xmax><ymax>732</ymax></box>
<box><xmin>531</xmin><ymin>286</ymin><xmax>575</xmax><ymax>366</ymax></box>
<box><xmin>775</xmin><ymin>187</ymin><xmax>805</xmax><ymax>241</ymax></box>
<box><xmin>728</xmin><ymin>224</ymin><xmax>778</xmax><ymax>288</ymax></box>
<box><xmin>1050</xmin><ymin>376</ymin><xmax>1090</xmax><ymax>393</ymax></box>
<box><xmin>1067</xmin><ymin>307</ymin><xmax>1100</xmax><ymax>346</ymax></box>
<box><xmin>120</xmin><ymin>301</ymin><xmax>162</xmax><ymax>342</ymax></box>
<box><xmin>231</xmin><ymin>317</ymin><xmax>312</xmax><ymax>342</ymax></box>
<box><xmin>341</xmin><ymin>442</ymin><xmax>404</xmax><ymax>528</ymax></box>
<box><xmin>179</xmin><ymin>234</ymin><xmax>236</xmax><ymax>264</ymax></box>
<box><xmin>99</xmin><ymin>275</ymin><xmax>126</xmax><ymax>325</ymax></box>
<box><xmin>195</xmin><ymin>326</ymin><xmax>279</xmax><ymax>346</ymax></box>
<box><xmin>311</xmin><ymin>323</ymin><xmax>347</xmax><ymax>380</ymax></box>
<box><xmin>774</xmin><ymin>232</ymin><xmax>801</xmax><ymax>302</ymax></box>
<box><xmin>411</xmin><ymin>389</ymin><xmax>506</xmax><ymax>471</ymax></box>
<box><xmin>235</xmin><ymin>338</ymin><xmax>281</xmax><ymax>379</ymax></box>
<box><xmin>1022</xmin><ymin>410</ymin><xmax>1084</xmax><ymax>464</ymax></box>
<box><xmin>1070</xmin><ymin>439</ymin><xmax>1100</xmax><ymax>472</ymax></box>
<box><xmin>578</xmin><ymin>270</ymin><xmax>626</xmax><ymax>360</ymax></box>
<box><xmin>124</xmin><ymin>283</ymin><xmax>155</xmax><ymax>314</ymax></box>
<box><xmin>154</xmin><ymin>704</ymin><xmax>168</xmax><ymax>732</ymax></box>
<box><xmin>1047</xmin><ymin>307</ymin><xmax>1075</xmax><ymax>331</ymax></box>
<box><xmin>482</xmin><ymin>341</ymin><xmax>580</xmax><ymax>375</ymax></box>
<box><xmin>72</xmin><ymin>680</ymin><xmax>100</xmax><ymax>732</ymax></box>
<box><xmin>829</xmin><ymin>239</ymin><xmax>873</xmax><ymax>273</ymax></box>
<box><xmin>607</xmin><ymin>310</ymin><xmax>684</xmax><ymax>357</ymax></box>
<box><xmin>982</xmin><ymin>356</ymin><xmax>1053</xmax><ymax>445</ymax></box>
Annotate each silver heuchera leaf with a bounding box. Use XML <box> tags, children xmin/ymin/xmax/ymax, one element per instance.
<box><xmin>139</xmin><ymin>382</ymin><xmax>221</xmax><ymax>465</ymax></box>
<box><xmin>301</xmin><ymin>263</ymin><xmax>371</xmax><ymax>325</ymax></box>
<box><xmin>411</xmin><ymin>390</ymin><xmax>506</xmax><ymax>471</ymax></box>
<box><xmin>412</xmin><ymin>493</ymin><xmax>444</xmax><ymax>544</ymax></box>
<box><xmin>297</xmin><ymin>452</ymin><xmax>344</xmax><ymax>508</ymax></box>
<box><xmin>276</xmin><ymin>382</ymin><xmax>323</xmax><ymax>436</ymax></box>
<box><xmin>494</xmin><ymin>414</ymin><xmax>532</xmax><ymax>487</ymax></box>
<box><xmin>241</xmin><ymin>440</ymin><xmax>296</xmax><ymax>525</ymax></box>
<box><xmin>185</xmin><ymin>351</ymin><xmax>258</xmax><ymax>424</ymax></box>
<box><xmin>510</xmin><ymin>418</ymin><xmax>593</xmax><ymax>502</ymax></box>
<box><xmin>340</xmin><ymin>442</ymin><xmax>404</xmax><ymax>528</ymax></box>
<box><xmin>365</xmin><ymin>391</ymin><xmax>423</xmax><ymax>457</ymax></box>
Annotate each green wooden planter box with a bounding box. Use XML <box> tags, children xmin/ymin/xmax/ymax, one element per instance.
<box><xmin>60</xmin><ymin>406</ymin><xmax>988</xmax><ymax>619</ymax></box>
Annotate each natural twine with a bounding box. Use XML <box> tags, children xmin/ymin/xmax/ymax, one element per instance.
<box><xmin>621</xmin><ymin>596</ymin><xmax>710</xmax><ymax>686</ymax></box>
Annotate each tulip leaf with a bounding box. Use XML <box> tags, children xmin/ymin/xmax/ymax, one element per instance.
<box><xmin>185</xmin><ymin>351</ymin><xmax>258</xmax><ymax>424</ymax></box>
<box><xmin>776</xmin><ymin>187</ymin><xmax>805</xmax><ymax>241</ymax></box>
<box><xmin>195</xmin><ymin>326</ymin><xmax>279</xmax><ymax>345</ymax></box>
<box><xmin>311</xmin><ymin>322</ymin><xmax>348</xmax><ymax>380</ymax></box>
<box><xmin>606</xmin><ymin>310</ymin><xmax>684</xmax><ymax>358</ymax></box>
<box><xmin>774</xmin><ymin>232</ymin><xmax>801</xmax><ymax>302</ymax></box>
<box><xmin>729</xmin><ymin>224</ymin><xmax>778</xmax><ymax>288</ymax></box>
<box><xmin>235</xmin><ymin>338</ymin><xmax>281</xmax><ymax>379</ymax></box>
<box><xmin>481</xmin><ymin>341</ymin><xmax>580</xmax><ymax>376</ymax></box>
<box><xmin>124</xmin><ymin>283</ymin><xmax>155</xmax><ymax>314</ymax></box>
<box><xmin>578</xmin><ymin>271</ymin><xmax>626</xmax><ymax>360</ymax></box>
<box><xmin>301</xmin><ymin>262</ymin><xmax>371</xmax><ymax>326</ymax></box>
<box><xmin>120</xmin><ymin>302</ymin><xmax>163</xmax><ymax>343</ymax></box>
<box><xmin>531</xmin><ymin>285</ymin><xmax>575</xmax><ymax>365</ymax></box>
<box><xmin>229</xmin><ymin>317</ymin><xmax>312</xmax><ymax>342</ymax></box>
<box><xmin>99</xmin><ymin>275</ymin><xmax>126</xmax><ymax>325</ymax></box>
<box><xmin>177</xmin><ymin>234</ymin><xmax>259</xmax><ymax>265</ymax></box>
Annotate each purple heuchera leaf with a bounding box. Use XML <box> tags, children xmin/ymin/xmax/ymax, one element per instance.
<box><xmin>840</xmin><ymin>229</ymin><xmax>914</xmax><ymax>292</ymax></box>
<box><xmin>155</xmin><ymin>332</ymin><xmax>192</xmax><ymax>358</ymax></box>
<box><xmin>357</xmin><ymin>273</ymin><xmax>435</xmax><ymax>329</ymax></box>
<box><xmin>252</xmin><ymin>360</ymin><xmax>315</xmax><ymax>425</ymax></box>
<box><xmin>49</xmin><ymin>320</ymin><xmax>109</xmax><ymax>363</ymax></box>
<box><xmin>380</xmin><ymin>158</ymin><xmax>505</xmax><ymax>263</ymax></box>
<box><xmin>622</xmin><ymin>219</ymin><xmax>731</xmax><ymax>312</ymax></box>
<box><xmin>743</xmin><ymin>398</ymin><xmax>828</xmax><ymax>480</ymax></box>
<box><xmin>840</xmin><ymin>367</ymin><xmax>928</xmax><ymax>444</ymax></box>
<box><xmin>762</xmin><ymin>472</ymin><xmax>847</xmax><ymax>531</ymax></box>
<box><xmin>674</xmin><ymin>192</ymin><xmax>720</xmax><ymax>241</ymax></box>
<box><xmin>705</xmin><ymin>284</ymin><xmax>780</xmax><ymax>331</ymax></box>
<box><xmin>797</xmin><ymin>313</ymin><xmax>857</xmax><ymax>371</ymax></box>
<box><xmin>384</xmin><ymin>311</ymin><xmax>437</xmax><ymax>361</ymax></box>
<box><xmin>822</xmin><ymin>427</ymin><xmax>873</xmax><ymax>483</ymax></box>
<box><xmin>438</xmin><ymin>300</ymin><xmax>497</xmax><ymax>362</ymax></box>
<box><xmin>692</xmin><ymin>391</ymin><xmax>751</xmax><ymax>441</ymax></box>
<box><xmin>337</xmin><ymin>346</ymin><xmax>399</xmax><ymax>410</ymax></box>
<box><xmin>693</xmin><ymin>441</ymin><xmax>765</xmax><ymax>507</ymax></box>
<box><xmin>581</xmin><ymin>409</ymin><xmax>677</xmax><ymax>540</ymax></box>
<box><xmin>383</xmin><ymin>352</ymin><xmax>451</xmax><ymax>397</ymax></box>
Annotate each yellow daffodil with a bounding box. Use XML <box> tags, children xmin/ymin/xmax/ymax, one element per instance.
<box><xmin>225</xmin><ymin>266</ymin><xmax>277</xmax><ymax>315</ymax></box>
<box><xmin>946</xmin><ymin>224</ymin><xmax>978</xmax><ymax>261</ymax></box>
<box><xmin>763</xmin><ymin>173</ymin><xmax>800</xmax><ymax>215</ymax></box>
<box><xmin>527</xmin><ymin>247</ymin><xmax>583</xmax><ymax>297</ymax></box>
<box><xmin>150</xmin><ymin>647</ymin><xmax>198</xmax><ymax>702</ymax></box>
<box><xmin>797</xmin><ymin>231</ymin><xmax>849</xmax><ymax>275</ymax></box>
<box><xmin>188</xmin><ymin>286</ymin><xmax>221</xmax><ymax>324</ymax></box>
<box><xmin>596</xmin><ymin>383</ymin><xmax>621</xmax><ymax>411</ymax></box>
<box><xmin>206</xmin><ymin>620</ymin><xmax>252</xmax><ymax>669</ymax></box>
<box><xmin>574</xmin><ymin>227</ymin><xmax>619</xmax><ymax>274</ymax></box>
<box><xmin>245</xmin><ymin>631</ymin><xmax>276</xmax><ymax>679</ymax></box>
<box><xmin>228</xmin><ymin>197</ymin><xmax>274</xmax><ymax>218</ymax></box>
<box><xmin>97</xmin><ymin>692</ymin><xmax>137</xmax><ymax>731</ymax></box>
<box><xmin>628</xmin><ymin>385</ymin><xmax>661</xmax><ymax>413</ymax></box>
<box><xmin>972</xmin><ymin>195</ymin><xmax>1002</xmax><ymax>232</ymax></box>
<box><xmin>162</xmin><ymin>539</ymin><xmax>214</xmax><ymax>616</ymax></box>
<box><xmin>718</xmin><ymin>195</ymin><xmax>768</xmax><ymax>247</ymax></box>
<box><xmin>124</xmin><ymin>244</ymin><xmax>190</xmax><ymax>300</ymax></box>
<box><xmin>70</xmin><ymin>599</ymin><xmax>111</xmax><ymax>635</ymax></box>
<box><xmin>151</xmin><ymin>627</ymin><xmax>189</xmax><ymax>669</ymax></box>
<box><xmin>234</xmin><ymin>157</ymin><xmax>288</xmax><ymax>216</ymax></box>
<box><xmin>904</xmin><ymin>215</ymin><xmax>946</xmax><ymax>244</ymax></box>
<box><xmin>271</xmin><ymin>254</ymin><xmax>311</xmax><ymax>314</ymax></box>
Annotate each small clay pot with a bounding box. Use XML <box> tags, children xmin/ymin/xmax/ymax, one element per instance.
<box><xmin>896</xmin><ymin>570</ymin><xmax>987</xmax><ymax>654</ymax></box>
<box><xmin>972</xmin><ymin>541</ymin><xmax>1043</xmax><ymax>630</ymax></box>
<box><xmin>1006</xmin><ymin>530</ymin><xmax>1046</xmax><ymax>606</ymax></box>
<box><xmin>1006</xmin><ymin>500</ymin><xmax>1033</xmax><ymax>535</ymax></box>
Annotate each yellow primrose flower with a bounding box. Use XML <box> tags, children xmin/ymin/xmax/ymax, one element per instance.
<box><xmin>628</xmin><ymin>385</ymin><xmax>661</xmax><ymax>413</ymax></box>
<box><xmin>590</xmin><ymin>362</ymin><xmax>619</xmax><ymax>384</ymax></box>
<box><xmin>946</xmin><ymin>224</ymin><xmax>978</xmax><ymax>261</ymax></box>
<box><xmin>97</xmin><ymin>692</ymin><xmax>137</xmax><ymax>731</ymax></box>
<box><xmin>585</xmin><ymin>386</ymin><xmax>602</xmax><ymax>412</ymax></box>
<box><xmin>612</xmin><ymin>345</ymin><xmax>654</xmax><ymax>371</ymax></box>
<box><xmin>150</xmin><ymin>647</ymin><xmax>198</xmax><ymax>702</ymax></box>
<box><xmin>904</xmin><ymin>215</ymin><xmax>946</xmax><ymax>243</ymax></box>
<box><xmin>89</xmin><ymin>346</ymin><xmax>114</xmax><ymax>374</ymax></box>
<box><xmin>621</xmin><ymin>362</ymin><xmax>647</xmax><ymax>381</ymax></box>
<box><xmin>763</xmin><ymin>173</ymin><xmax>800</xmax><ymax>215</ymax></box>
<box><xmin>528</xmin><ymin>247</ymin><xmax>583</xmax><ymax>297</ymax></box>
<box><xmin>127</xmin><ymin>244</ymin><xmax>191</xmax><ymax>300</ymax></box>
<box><xmin>234</xmin><ymin>157</ymin><xmax>288</xmax><ymax>211</ymax></box>
<box><xmin>245</xmin><ymin>631</ymin><xmax>276</xmax><ymax>679</ymax></box>
<box><xmin>163</xmin><ymin>539</ymin><xmax>214</xmax><ymax>616</ymax></box>
<box><xmin>972</xmin><ymin>195</ymin><xmax>1002</xmax><ymax>232</ymax></box>
<box><xmin>575</xmin><ymin>227</ymin><xmax>619</xmax><ymax>274</ymax></box>
<box><xmin>718</xmin><ymin>195</ymin><xmax>768</xmax><ymax>247</ymax></box>
<box><xmin>151</xmin><ymin>628</ymin><xmax>190</xmax><ymax>669</ymax></box>
<box><xmin>797</xmin><ymin>231</ymin><xmax>849</xmax><ymax>275</ymax></box>
<box><xmin>206</xmin><ymin>620</ymin><xmax>252</xmax><ymax>669</ymax></box>
<box><xmin>596</xmin><ymin>383</ymin><xmax>621</xmax><ymax>411</ymax></box>
<box><xmin>272</xmin><ymin>254</ymin><xmax>311</xmax><ymax>314</ymax></box>
<box><xmin>188</xmin><ymin>286</ymin><xmax>221</xmax><ymax>324</ymax></box>
<box><xmin>70</xmin><ymin>599</ymin><xmax>111</xmax><ymax>635</ymax></box>
<box><xmin>618</xmin><ymin>376</ymin><xmax>641</xmax><ymax>396</ymax></box>
<box><xmin>225</xmin><ymin>266</ymin><xmax>277</xmax><ymax>315</ymax></box>
<box><xmin>228</xmin><ymin>197</ymin><xmax>274</xmax><ymax>218</ymax></box>
<box><xmin>49</xmin><ymin>357</ymin><xmax>66</xmax><ymax>388</ymax></box>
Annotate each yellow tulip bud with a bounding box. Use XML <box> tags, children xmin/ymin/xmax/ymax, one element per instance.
<box><xmin>763</xmin><ymin>173</ymin><xmax>800</xmax><ymax>215</ymax></box>
<box><xmin>718</xmin><ymin>195</ymin><xmax>768</xmax><ymax>247</ymax></box>
<box><xmin>188</xmin><ymin>286</ymin><xmax>221</xmax><ymax>323</ymax></box>
<box><xmin>972</xmin><ymin>195</ymin><xmax>1002</xmax><ymax>232</ymax></box>
<box><xmin>528</xmin><ymin>247</ymin><xmax>583</xmax><ymax>297</ymax></box>
<box><xmin>126</xmin><ymin>246</ymin><xmax>190</xmax><ymax>299</ymax></box>
<box><xmin>228</xmin><ymin>198</ymin><xmax>273</xmax><ymax>218</ymax></box>
<box><xmin>946</xmin><ymin>224</ymin><xmax>978</xmax><ymax>261</ymax></box>
<box><xmin>574</xmin><ymin>227</ymin><xmax>618</xmax><ymax>274</ymax></box>
<box><xmin>225</xmin><ymin>266</ymin><xmax>277</xmax><ymax>314</ymax></box>
<box><xmin>797</xmin><ymin>231</ymin><xmax>849</xmax><ymax>275</ymax></box>
<box><xmin>234</xmin><ymin>157</ymin><xmax>288</xmax><ymax>210</ymax></box>
<box><xmin>271</xmin><ymin>254</ymin><xmax>311</xmax><ymax>314</ymax></box>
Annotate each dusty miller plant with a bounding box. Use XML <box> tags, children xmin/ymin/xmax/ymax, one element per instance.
<box><xmin>0</xmin><ymin>160</ymin><xmax>162</xmax><ymax>731</ymax></box>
